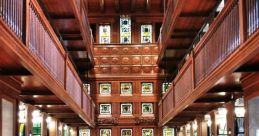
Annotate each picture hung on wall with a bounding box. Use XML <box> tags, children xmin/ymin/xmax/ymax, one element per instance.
<box><xmin>100</xmin><ymin>104</ymin><xmax>112</xmax><ymax>115</ymax></box>
<box><xmin>142</xmin><ymin>129</ymin><xmax>153</xmax><ymax>136</ymax></box>
<box><xmin>141</xmin><ymin>83</ymin><xmax>153</xmax><ymax>94</ymax></box>
<box><xmin>100</xmin><ymin>129</ymin><xmax>112</xmax><ymax>136</ymax></box>
<box><xmin>142</xmin><ymin>103</ymin><xmax>153</xmax><ymax>114</ymax></box>
<box><xmin>121</xmin><ymin>103</ymin><xmax>133</xmax><ymax>115</ymax></box>
<box><xmin>162</xmin><ymin>82</ymin><xmax>172</xmax><ymax>93</ymax></box>
<box><xmin>121</xmin><ymin>129</ymin><xmax>132</xmax><ymax>136</ymax></box>
<box><xmin>120</xmin><ymin>82</ymin><xmax>132</xmax><ymax>95</ymax></box>
<box><xmin>99</xmin><ymin>83</ymin><xmax>111</xmax><ymax>95</ymax></box>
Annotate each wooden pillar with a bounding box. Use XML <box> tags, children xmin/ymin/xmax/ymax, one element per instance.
<box><xmin>25</xmin><ymin>104</ymin><xmax>34</xmax><ymax>136</ymax></box>
<box><xmin>197</xmin><ymin>117</ymin><xmax>207</xmax><ymax>136</ymax></box>
<box><xmin>226</xmin><ymin>101</ymin><xmax>235</xmax><ymax>136</ymax></box>
<box><xmin>210</xmin><ymin>110</ymin><xmax>217</xmax><ymax>136</ymax></box>
<box><xmin>42</xmin><ymin>113</ymin><xmax>48</xmax><ymax>136</ymax></box>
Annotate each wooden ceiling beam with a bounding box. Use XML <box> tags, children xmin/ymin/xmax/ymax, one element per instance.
<box><xmin>171</xmin><ymin>35</ymin><xmax>195</xmax><ymax>39</ymax></box>
<box><xmin>50</xmin><ymin>14</ymin><xmax>75</xmax><ymax>19</ymax></box>
<box><xmin>174</xmin><ymin>28</ymin><xmax>200</xmax><ymax>33</ymax></box>
<box><xmin>235</xmin><ymin>64</ymin><xmax>259</xmax><ymax>72</ymax></box>
<box><xmin>167</xmin><ymin>45</ymin><xmax>190</xmax><ymax>50</ymax></box>
<box><xmin>27</xmin><ymin>100</ymin><xmax>65</xmax><ymax>105</ymax></box>
<box><xmin>146</xmin><ymin>0</ymin><xmax>151</xmax><ymax>12</ymax></box>
<box><xmin>66</xmin><ymin>46</ymin><xmax>85</xmax><ymax>51</ymax></box>
<box><xmin>61</xmin><ymin>118</ymin><xmax>85</xmax><ymax>124</ymax></box>
<box><xmin>20</xmin><ymin>89</ymin><xmax>54</xmax><ymax>95</ymax></box>
<box><xmin>115</xmin><ymin>0</ymin><xmax>120</xmax><ymax>12</ymax></box>
<box><xmin>180</xmin><ymin>12</ymin><xmax>210</xmax><ymax>17</ymax></box>
<box><xmin>0</xmin><ymin>68</ymin><xmax>31</xmax><ymax>76</ymax></box>
<box><xmin>100</xmin><ymin>0</ymin><xmax>105</xmax><ymax>12</ymax></box>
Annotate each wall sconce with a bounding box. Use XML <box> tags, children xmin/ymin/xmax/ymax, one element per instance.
<box><xmin>58</xmin><ymin>125</ymin><xmax>63</xmax><ymax>131</ymax></box>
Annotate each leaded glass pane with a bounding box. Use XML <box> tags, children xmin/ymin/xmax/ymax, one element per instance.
<box><xmin>120</xmin><ymin>16</ymin><xmax>131</xmax><ymax>43</ymax></box>
<box><xmin>141</xmin><ymin>25</ymin><xmax>152</xmax><ymax>43</ymax></box>
<box><xmin>99</xmin><ymin>25</ymin><xmax>111</xmax><ymax>44</ymax></box>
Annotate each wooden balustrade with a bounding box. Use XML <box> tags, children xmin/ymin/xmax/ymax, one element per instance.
<box><xmin>66</xmin><ymin>59</ymin><xmax>83</xmax><ymax>107</ymax></box>
<box><xmin>246</xmin><ymin>0</ymin><xmax>259</xmax><ymax>37</ymax></box>
<box><xmin>0</xmin><ymin>0</ymin><xmax>24</xmax><ymax>39</ymax></box>
<box><xmin>0</xmin><ymin>0</ymin><xmax>95</xmax><ymax>125</ymax></box>
<box><xmin>174</xmin><ymin>57</ymin><xmax>193</xmax><ymax>107</ymax></box>
<box><xmin>28</xmin><ymin>1</ymin><xmax>66</xmax><ymax>86</ymax></box>
<box><xmin>194</xmin><ymin>1</ymin><xmax>240</xmax><ymax>85</ymax></box>
<box><xmin>162</xmin><ymin>85</ymin><xmax>174</xmax><ymax>119</ymax></box>
<box><xmin>158</xmin><ymin>0</ymin><xmax>253</xmax><ymax>124</ymax></box>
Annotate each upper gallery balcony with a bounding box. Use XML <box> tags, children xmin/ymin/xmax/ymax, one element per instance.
<box><xmin>0</xmin><ymin>0</ymin><xmax>95</xmax><ymax>127</ymax></box>
<box><xmin>158</xmin><ymin>0</ymin><xmax>259</xmax><ymax>126</ymax></box>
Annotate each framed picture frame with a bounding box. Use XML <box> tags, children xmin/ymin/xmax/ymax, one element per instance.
<box><xmin>100</xmin><ymin>129</ymin><xmax>112</xmax><ymax>136</ymax></box>
<box><xmin>142</xmin><ymin>103</ymin><xmax>153</xmax><ymax>114</ymax></box>
<box><xmin>121</xmin><ymin>103</ymin><xmax>133</xmax><ymax>115</ymax></box>
<box><xmin>142</xmin><ymin>129</ymin><xmax>153</xmax><ymax>136</ymax></box>
<box><xmin>100</xmin><ymin>104</ymin><xmax>111</xmax><ymax>115</ymax></box>
<box><xmin>121</xmin><ymin>129</ymin><xmax>132</xmax><ymax>136</ymax></box>
<box><xmin>99</xmin><ymin>83</ymin><xmax>111</xmax><ymax>95</ymax></box>
<box><xmin>120</xmin><ymin>82</ymin><xmax>132</xmax><ymax>95</ymax></box>
<box><xmin>141</xmin><ymin>83</ymin><xmax>153</xmax><ymax>94</ymax></box>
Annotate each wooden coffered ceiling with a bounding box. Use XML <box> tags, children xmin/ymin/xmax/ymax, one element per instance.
<box><xmin>87</xmin><ymin>0</ymin><xmax>164</xmax><ymax>17</ymax></box>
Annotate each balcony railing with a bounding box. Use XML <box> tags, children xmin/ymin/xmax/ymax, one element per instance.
<box><xmin>0</xmin><ymin>0</ymin><xmax>24</xmax><ymax>39</ymax></box>
<box><xmin>0</xmin><ymin>0</ymin><xmax>95</xmax><ymax>125</ymax></box>
<box><xmin>246</xmin><ymin>0</ymin><xmax>259</xmax><ymax>37</ymax></box>
<box><xmin>159</xmin><ymin>0</ymin><xmax>259</xmax><ymax>125</ymax></box>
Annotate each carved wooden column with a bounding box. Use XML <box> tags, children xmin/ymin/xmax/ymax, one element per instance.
<box><xmin>226</xmin><ymin>101</ymin><xmax>235</xmax><ymax>136</ymax></box>
<box><xmin>26</xmin><ymin>104</ymin><xmax>34</xmax><ymax>136</ymax></box>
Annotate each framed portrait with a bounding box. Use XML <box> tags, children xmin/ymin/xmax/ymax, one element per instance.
<box><xmin>162</xmin><ymin>82</ymin><xmax>171</xmax><ymax>93</ymax></box>
<box><xmin>99</xmin><ymin>83</ymin><xmax>111</xmax><ymax>95</ymax></box>
<box><xmin>141</xmin><ymin>83</ymin><xmax>153</xmax><ymax>94</ymax></box>
<box><xmin>100</xmin><ymin>129</ymin><xmax>111</xmax><ymax>136</ymax></box>
<box><xmin>142</xmin><ymin>129</ymin><xmax>153</xmax><ymax>136</ymax></box>
<box><xmin>142</xmin><ymin>103</ymin><xmax>153</xmax><ymax>114</ymax></box>
<box><xmin>121</xmin><ymin>103</ymin><xmax>132</xmax><ymax>115</ymax></box>
<box><xmin>121</xmin><ymin>129</ymin><xmax>132</xmax><ymax>136</ymax></box>
<box><xmin>120</xmin><ymin>82</ymin><xmax>132</xmax><ymax>95</ymax></box>
<box><xmin>100</xmin><ymin>104</ymin><xmax>111</xmax><ymax>115</ymax></box>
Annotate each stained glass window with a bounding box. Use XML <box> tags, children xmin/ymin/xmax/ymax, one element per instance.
<box><xmin>141</xmin><ymin>25</ymin><xmax>152</xmax><ymax>43</ymax></box>
<box><xmin>120</xmin><ymin>16</ymin><xmax>131</xmax><ymax>43</ymax></box>
<box><xmin>99</xmin><ymin>24</ymin><xmax>111</xmax><ymax>44</ymax></box>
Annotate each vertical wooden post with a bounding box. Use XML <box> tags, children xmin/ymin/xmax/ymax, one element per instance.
<box><xmin>226</xmin><ymin>101</ymin><xmax>235</xmax><ymax>136</ymax></box>
<box><xmin>42</xmin><ymin>113</ymin><xmax>48</xmax><ymax>136</ymax></box>
<box><xmin>210</xmin><ymin>110</ymin><xmax>217</xmax><ymax>136</ymax></box>
<box><xmin>26</xmin><ymin>104</ymin><xmax>34</xmax><ymax>136</ymax></box>
<box><xmin>25</xmin><ymin>0</ymin><xmax>30</xmax><ymax>46</ymax></box>
<box><xmin>238</xmin><ymin>0</ymin><xmax>247</xmax><ymax>43</ymax></box>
